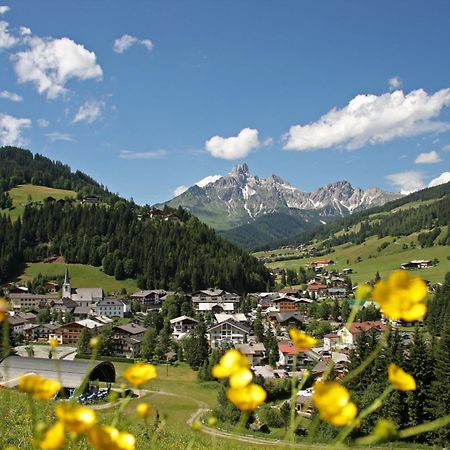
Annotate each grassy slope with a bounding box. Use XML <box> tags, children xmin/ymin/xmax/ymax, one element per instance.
<box><xmin>21</xmin><ymin>262</ymin><xmax>138</xmax><ymax>295</ymax></box>
<box><xmin>5</xmin><ymin>184</ymin><xmax>77</xmax><ymax>221</ymax></box>
<box><xmin>260</xmin><ymin>230</ymin><xmax>450</xmax><ymax>284</ymax></box>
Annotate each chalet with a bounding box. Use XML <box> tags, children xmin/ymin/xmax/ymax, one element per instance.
<box><xmin>51</xmin><ymin>297</ymin><xmax>78</xmax><ymax>314</ymax></box>
<box><xmin>235</xmin><ymin>342</ymin><xmax>266</xmax><ymax>366</ymax></box>
<box><xmin>401</xmin><ymin>260</ymin><xmax>433</xmax><ymax>270</ymax></box>
<box><xmin>267</xmin><ymin>311</ymin><xmax>304</xmax><ymax>329</ymax></box>
<box><xmin>8</xmin><ymin>293</ymin><xmax>58</xmax><ymax>310</ymax></box>
<box><xmin>169</xmin><ymin>316</ymin><xmax>199</xmax><ymax>340</ymax></box>
<box><xmin>337</xmin><ymin>320</ymin><xmax>387</xmax><ymax>348</ymax></box>
<box><xmin>54</xmin><ymin>322</ymin><xmax>87</xmax><ymax>345</ymax></box>
<box><xmin>214</xmin><ymin>313</ymin><xmax>248</xmax><ymax>324</ymax></box>
<box><xmin>73</xmin><ymin>305</ymin><xmax>93</xmax><ymax>320</ymax></box>
<box><xmin>95</xmin><ymin>298</ymin><xmax>124</xmax><ymax>318</ymax></box>
<box><xmin>323</xmin><ymin>332</ymin><xmax>340</xmax><ymax>351</ymax></box>
<box><xmin>207</xmin><ymin>319</ymin><xmax>250</xmax><ymax>349</ymax></box>
<box><xmin>111</xmin><ymin>323</ymin><xmax>146</xmax><ymax>358</ymax></box>
<box><xmin>312</xmin><ymin>352</ymin><xmax>348</xmax><ymax>377</ymax></box>
<box><xmin>45</xmin><ymin>281</ymin><xmax>60</xmax><ymax>293</ymax></box>
<box><xmin>24</xmin><ymin>323</ymin><xmax>59</xmax><ymax>342</ymax></box>
<box><xmin>273</xmin><ymin>295</ymin><xmax>298</xmax><ymax>313</ymax></box>
<box><xmin>306</xmin><ymin>282</ymin><xmax>328</xmax><ymax>298</ymax></box>
<box><xmin>7</xmin><ymin>315</ymin><xmax>27</xmax><ymax>334</ymax></box>
<box><xmin>257</xmin><ymin>293</ymin><xmax>277</xmax><ymax>310</ymax></box>
<box><xmin>191</xmin><ymin>289</ymin><xmax>240</xmax><ymax>313</ymax></box>
<box><xmin>82</xmin><ymin>195</ymin><xmax>100</xmax><ymax>204</ymax></box>
<box><xmin>278</xmin><ymin>342</ymin><xmax>302</xmax><ymax>371</ymax></box>
<box><xmin>130</xmin><ymin>289</ymin><xmax>170</xmax><ymax>310</ymax></box>
<box><xmin>327</xmin><ymin>288</ymin><xmax>347</xmax><ymax>299</ymax></box>
<box><xmin>308</xmin><ymin>259</ymin><xmax>335</xmax><ymax>269</ymax></box>
<box><xmin>279</xmin><ymin>287</ymin><xmax>302</xmax><ymax>298</ymax></box>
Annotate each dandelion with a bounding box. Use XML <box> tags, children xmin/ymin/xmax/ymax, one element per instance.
<box><xmin>19</xmin><ymin>374</ymin><xmax>61</xmax><ymax>400</ymax></box>
<box><xmin>88</xmin><ymin>425</ymin><xmax>136</xmax><ymax>450</ymax></box>
<box><xmin>312</xmin><ymin>381</ymin><xmax>357</xmax><ymax>426</ymax></box>
<box><xmin>136</xmin><ymin>402</ymin><xmax>151</xmax><ymax>418</ymax></box>
<box><xmin>123</xmin><ymin>362</ymin><xmax>157</xmax><ymax>387</ymax></box>
<box><xmin>388</xmin><ymin>363</ymin><xmax>416</xmax><ymax>391</ymax></box>
<box><xmin>0</xmin><ymin>298</ymin><xmax>10</xmax><ymax>321</ymax></box>
<box><xmin>226</xmin><ymin>383</ymin><xmax>267</xmax><ymax>411</ymax></box>
<box><xmin>373</xmin><ymin>270</ymin><xmax>427</xmax><ymax>321</ymax></box>
<box><xmin>39</xmin><ymin>421</ymin><xmax>65</xmax><ymax>450</ymax></box>
<box><xmin>289</xmin><ymin>328</ymin><xmax>317</xmax><ymax>350</ymax></box>
<box><xmin>55</xmin><ymin>403</ymin><xmax>97</xmax><ymax>433</ymax></box>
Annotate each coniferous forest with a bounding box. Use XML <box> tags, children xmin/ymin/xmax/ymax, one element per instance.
<box><xmin>0</xmin><ymin>147</ymin><xmax>272</xmax><ymax>293</ymax></box>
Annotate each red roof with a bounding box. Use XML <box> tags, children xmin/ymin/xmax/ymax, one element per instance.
<box><xmin>307</xmin><ymin>282</ymin><xmax>327</xmax><ymax>291</ymax></box>
<box><xmin>324</xmin><ymin>332</ymin><xmax>339</xmax><ymax>339</ymax></box>
<box><xmin>278</xmin><ymin>342</ymin><xmax>299</xmax><ymax>355</ymax></box>
<box><xmin>347</xmin><ymin>321</ymin><xmax>387</xmax><ymax>335</ymax></box>
<box><xmin>309</xmin><ymin>259</ymin><xmax>334</xmax><ymax>265</ymax></box>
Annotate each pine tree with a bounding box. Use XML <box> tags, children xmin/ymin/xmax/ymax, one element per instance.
<box><xmin>140</xmin><ymin>327</ymin><xmax>157</xmax><ymax>361</ymax></box>
<box><xmin>77</xmin><ymin>328</ymin><xmax>91</xmax><ymax>355</ymax></box>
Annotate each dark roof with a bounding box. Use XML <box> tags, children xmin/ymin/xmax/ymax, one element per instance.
<box><xmin>268</xmin><ymin>312</ymin><xmax>304</xmax><ymax>323</ymax></box>
<box><xmin>113</xmin><ymin>323</ymin><xmax>146</xmax><ymax>335</ymax></box>
<box><xmin>0</xmin><ymin>355</ymin><xmax>115</xmax><ymax>389</ymax></box>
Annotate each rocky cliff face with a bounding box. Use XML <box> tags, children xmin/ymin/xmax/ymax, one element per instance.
<box><xmin>162</xmin><ymin>164</ymin><xmax>401</xmax><ymax>230</ymax></box>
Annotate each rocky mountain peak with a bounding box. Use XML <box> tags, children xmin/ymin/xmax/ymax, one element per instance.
<box><xmin>230</xmin><ymin>163</ymin><xmax>250</xmax><ymax>178</ymax></box>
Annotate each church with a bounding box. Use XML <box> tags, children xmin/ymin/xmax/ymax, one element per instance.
<box><xmin>61</xmin><ymin>268</ymin><xmax>104</xmax><ymax>307</ymax></box>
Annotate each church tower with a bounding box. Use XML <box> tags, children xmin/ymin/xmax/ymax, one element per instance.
<box><xmin>62</xmin><ymin>267</ymin><xmax>71</xmax><ymax>299</ymax></box>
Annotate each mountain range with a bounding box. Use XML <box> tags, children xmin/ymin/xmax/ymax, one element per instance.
<box><xmin>161</xmin><ymin>164</ymin><xmax>401</xmax><ymax>248</ymax></box>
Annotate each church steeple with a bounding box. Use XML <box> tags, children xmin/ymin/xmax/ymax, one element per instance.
<box><xmin>62</xmin><ymin>267</ymin><xmax>71</xmax><ymax>299</ymax></box>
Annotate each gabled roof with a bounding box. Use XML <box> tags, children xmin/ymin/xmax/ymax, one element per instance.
<box><xmin>214</xmin><ymin>313</ymin><xmax>247</xmax><ymax>323</ymax></box>
<box><xmin>97</xmin><ymin>298</ymin><xmax>123</xmax><ymax>307</ymax></box>
<box><xmin>169</xmin><ymin>315</ymin><xmax>199</xmax><ymax>324</ymax></box>
<box><xmin>346</xmin><ymin>321</ymin><xmax>387</xmax><ymax>335</ymax></box>
<box><xmin>278</xmin><ymin>342</ymin><xmax>298</xmax><ymax>355</ymax></box>
<box><xmin>268</xmin><ymin>311</ymin><xmax>304</xmax><ymax>324</ymax></box>
<box><xmin>76</xmin><ymin>319</ymin><xmax>103</xmax><ymax>329</ymax></box>
<box><xmin>207</xmin><ymin>318</ymin><xmax>250</xmax><ymax>334</ymax></box>
<box><xmin>113</xmin><ymin>323</ymin><xmax>146</xmax><ymax>335</ymax></box>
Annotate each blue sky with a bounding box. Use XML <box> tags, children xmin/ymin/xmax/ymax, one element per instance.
<box><xmin>0</xmin><ymin>0</ymin><xmax>449</xmax><ymax>204</ymax></box>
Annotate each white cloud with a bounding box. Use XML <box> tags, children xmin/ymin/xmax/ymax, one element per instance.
<box><xmin>283</xmin><ymin>88</ymin><xmax>450</xmax><ymax>152</ymax></box>
<box><xmin>0</xmin><ymin>20</ymin><xmax>18</xmax><ymax>48</ymax></box>
<box><xmin>12</xmin><ymin>36</ymin><xmax>103</xmax><ymax>99</ymax></box>
<box><xmin>428</xmin><ymin>172</ymin><xmax>450</xmax><ymax>187</ymax></box>
<box><xmin>196</xmin><ymin>175</ymin><xmax>222</xmax><ymax>187</ymax></box>
<box><xmin>205</xmin><ymin>128</ymin><xmax>260</xmax><ymax>160</ymax></box>
<box><xmin>173</xmin><ymin>185</ymin><xmax>188</xmax><ymax>196</ymax></box>
<box><xmin>0</xmin><ymin>5</ymin><xmax>10</xmax><ymax>15</ymax></box>
<box><xmin>0</xmin><ymin>113</ymin><xmax>31</xmax><ymax>146</ymax></box>
<box><xmin>442</xmin><ymin>144</ymin><xmax>450</xmax><ymax>152</ymax></box>
<box><xmin>73</xmin><ymin>100</ymin><xmax>104</xmax><ymax>124</ymax></box>
<box><xmin>386</xmin><ymin>171</ymin><xmax>425</xmax><ymax>194</ymax></box>
<box><xmin>37</xmin><ymin>118</ymin><xmax>50</xmax><ymax>128</ymax></box>
<box><xmin>46</xmin><ymin>132</ymin><xmax>73</xmax><ymax>142</ymax></box>
<box><xmin>0</xmin><ymin>90</ymin><xmax>22</xmax><ymax>101</ymax></box>
<box><xmin>113</xmin><ymin>34</ymin><xmax>154</xmax><ymax>53</ymax></box>
<box><xmin>19</xmin><ymin>26</ymin><xmax>31</xmax><ymax>36</ymax></box>
<box><xmin>388</xmin><ymin>76</ymin><xmax>402</xmax><ymax>91</ymax></box>
<box><xmin>414</xmin><ymin>150</ymin><xmax>442</xmax><ymax>164</ymax></box>
<box><xmin>119</xmin><ymin>149</ymin><xmax>167</xmax><ymax>159</ymax></box>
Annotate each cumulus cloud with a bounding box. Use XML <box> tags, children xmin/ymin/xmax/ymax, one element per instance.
<box><xmin>386</xmin><ymin>171</ymin><xmax>425</xmax><ymax>194</ymax></box>
<box><xmin>0</xmin><ymin>20</ymin><xmax>18</xmax><ymax>48</ymax></box>
<box><xmin>12</xmin><ymin>36</ymin><xmax>103</xmax><ymax>99</ymax></box>
<box><xmin>113</xmin><ymin>34</ymin><xmax>154</xmax><ymax>53</ymax></box>
<box><xmin>73</xmin><ymin>100</ymin><xmax>104</xmax><ymax>124</ymax></box>
<box><xmin>0</xmin><ymin>113</ymin><xmax>31</xmax><ymax>146</ymax></box>
<box><xmin>415</xmin><ymin>150</ymin><xmax>442</xmax><ymax>164</ymax></box>
<box><xmin>119</xmin><ymin>149</ymin><xmax>167</xmax><ymax>159</ymax></box>
<box><xmin>37</xmin><ymin>118</ymin><xmax>49</xmax><ymax>128</ymax></box>
<box><xmin>0</xmin><ymin>90</ymin><xmax>22</xmax><ymax>101</ymax></box>
<box><xmin>173</xmin><ymin>185</ymin><xmax>188</xmax><ymax>196</ymax></box>
<box><xmin>428</xmin><ymin>172</ymin><xmax>450</xmax><ymax>187</ymax></box>
<box><xmin>283</xmin><ymin>89</ymin><xmax>450</xmax><ymax>152</ymax></box>
<box><xmin>205</xmin><ymin>128</ymin><xmax>260</xmax><ymax>160</ymax></box>
<box><xmin>0</xmin><ymin>5</ymin><xmax>10</xmax><ymax>14</ymax></box>
<box><xmin>388</xmin><ymin>76</ymin><xmax>402</xmax><ymax>91</ymax></box>
<box><xmin>46</xmin><ymin>132</ymin><xmax>73</xmax><ymax>142</ymax></box>
<box><xmin>19</xmin><ymin>26</ymin><xmax>31</xmax><ymax>36</ymax></box>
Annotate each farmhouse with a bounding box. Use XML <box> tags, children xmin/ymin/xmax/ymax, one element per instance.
<box><xmin>401</xmin><ymin>260</ymin><xmax>433</xmax><ymax>270</ymax></box>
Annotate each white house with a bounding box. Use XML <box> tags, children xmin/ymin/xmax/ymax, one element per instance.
<box><xmin>95</xmin><ymin>298</ymin><xmax>124</xmax><ymax>318</ymax></box>
<box><xmin>169</xmin><ymin>315</ymin><xmax>199</xmax><ymax>340</ymax></box>
<box><xmin>337</xmin><ymin>321</ymin><xmax>387</xmax><ymax>348</ymax></box>
<box><xmin>191</xmin><ymin>289</ymin><xmax>240</xmax><ymax>313</ymax></box>
<box><xmin>207</xmin><ymin>318</ymin><xmax>250</xmax><ymax>349</ymax></box>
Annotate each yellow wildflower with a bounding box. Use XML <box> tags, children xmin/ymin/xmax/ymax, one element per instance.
<box><xmin>39</xmin><ymin>421</ymin><xmax>65</xmax><ymax>450</ymax></box>
<box><xmin>388</xmin><ymin>363</ymin><xmax>416</xmax><ymax>391</ymax></box>
<box><xmin>312</xmin><ymin>381</ymin><xmax>357</xmax><ymax>426</ymax></box>
<box><xmin>212</xmin><ymin>348</ymin><xmax>252</xmax><ymax>387</ymax></box>
<box><xmin>373</xmin><ymin>270</ymin><xmax>427</xmax><ymax>321</ymax></box>
<box><xmin>19</xmin><ymin>374</ymin><xmax>61</xmax><ymax>400</ymax></box>
<box><xmin>289</xmin><ymin>328</ymin><xmax>317</xmax><ymax>350</ymax></box>
<box><xmin>49</xmin><ymin>338</ymin><xmax>58</xmax><ymax>348</ymax></box>
<box><xmin>55</xmin><ymin>403</ymin><xmax>97</xmax><ymax>433</ymax></box>
<box><xmin>226</xmin><ymin>383</ymin><xmax>267</xmax><ymax>411</ymax></box>
<box><xmin>136</xmin><ymin>402</ymin><xmax>151</xmax><ymax>418</ymax></box>
<box><xmin>123</xmin><ymin>362</ymin><xmax>157</xmax><ymax>386</ymax></box>
<box><xmin>90</xmin><ymin>336</ymin><xmax>101</xmax><ymax>349</ymax></box>
<box><xmin>88</xmin><ymin>425</ymin><xmax>136</xmax><ymax>450</ymax></box>
<box><xmin>207</xmin><ymin>416</ymin><xmax>217</xmax><ymax>427</ymax></box>
<box><xmin>0</xmin><ymin>298</ymin><xmax>10</xmax><ymax>321</ymax></box>
<box><xmin>191</xmin><ymin>420</ymin><xmax>202</xmax><ymax>431</ymax></box>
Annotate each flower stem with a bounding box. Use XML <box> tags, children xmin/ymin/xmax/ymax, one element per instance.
<box><xmin>398</xmin><ymin>413</ymin><xmax>450</xmax><ymax>439</ymax></box>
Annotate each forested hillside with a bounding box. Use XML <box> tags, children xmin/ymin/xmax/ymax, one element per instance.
<box><xmin>0</xmin><ymin>147</ymin><xmax>272</xmax><ymax>293</ymax></box>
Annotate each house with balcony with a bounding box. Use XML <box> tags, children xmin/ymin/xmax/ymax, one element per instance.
<box><xmin>207</xmin><ymin>318</ymin><xmax>250</xmax><ymax>349</ymax></box>
<box><xmin>169</xmin><ymin>315</ymin><xmax>199</xmax><ymax>340</ymax></box>
<box><xmin>191</xmin><ymin>289</ymin><xmax>240</xmax><ymax>313</ymax></box>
